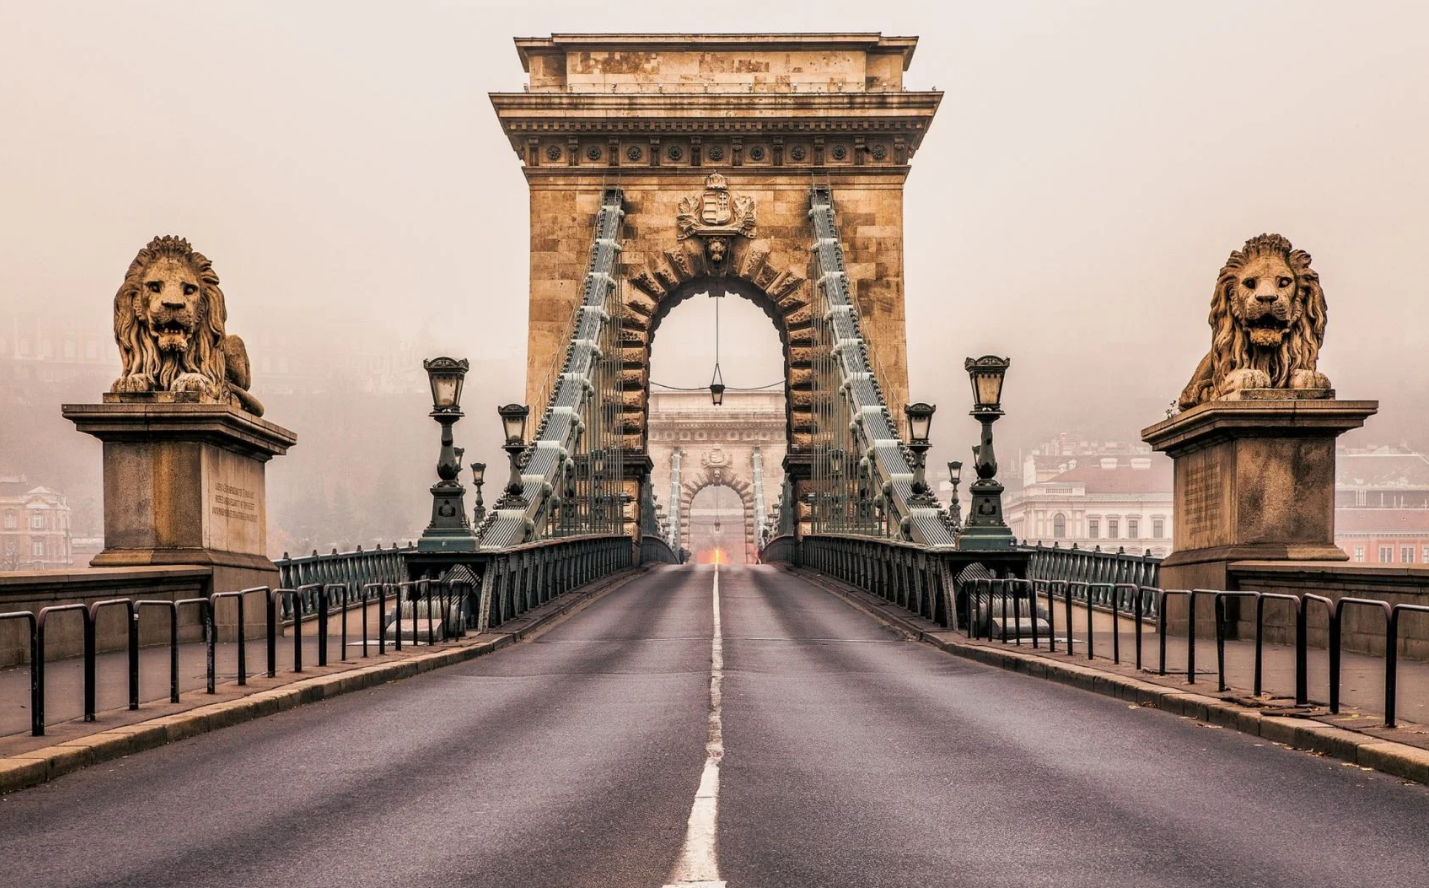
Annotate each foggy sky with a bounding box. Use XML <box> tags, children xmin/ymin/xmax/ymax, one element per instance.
<box><xmin>3</xmin><ymin>1</ymin><xmax>1427</xmax><ymax>516</ymax></box>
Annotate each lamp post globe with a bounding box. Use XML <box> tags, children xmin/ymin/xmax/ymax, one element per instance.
<box><xmin>965</xmin><ymin>355</ymin><xmax>1010</xmax><ymax>412</ymax></box>
<box><xmin>424</xmin><ymin>357</ymin><xmax>468</xmax><ymax>413</ymax></box>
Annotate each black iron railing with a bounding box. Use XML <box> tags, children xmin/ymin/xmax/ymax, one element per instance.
<box><xmin>0</xmin><ymin>536</ymin><xmax>655</xmax><ymax>738</ymax></box>
<box><xmin>275</xmin><ymin>544</ymin><xmax>412</xmax><ymax>594</ymax></box>
<box><xmin>478</xmin><ymin>535</ymin><xmax>633</xmax><ymax>630</ymax></box>
<box><xmin>640</xmin><ymin>535</ymin><xmax>681</xmax><ymax>565</ymax></box>
<box><xmin>1025</xmin><ymin>542</ymin><xmax>1161</xmax><ymax>591</ymax></box>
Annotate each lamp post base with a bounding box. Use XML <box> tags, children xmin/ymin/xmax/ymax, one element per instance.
<box><xmin>958</xmin><ymin>479</ymin><xmax>1014</xmax><ymax>550</ymax></box>
<box><xmin>419</xmin><ymin>481</ymin><xmax>478</xmax><ymax>553</ymax></box>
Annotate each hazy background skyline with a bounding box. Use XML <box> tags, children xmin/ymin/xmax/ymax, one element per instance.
<box><xmin>3</xmin><ymin>1</ymin><xmax>1426</xmax><ymax>551</ymax></box>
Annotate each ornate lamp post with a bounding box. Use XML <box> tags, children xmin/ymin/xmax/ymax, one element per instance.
<box><xmin>418</xmin><ymin>357</ymin><xmax>477</xmax><ymax>552</ymax></box>
<box><xmin>904</xmin><ymin>402</ymin><xmax>936</xmax><ymax>502</ymax></box>
<box><xmin>496</xmin><ymin>403</ymin><xmax>530</xmax><ymax>510</ymax></box>
<box><xmin>946</xmin><ymin>460</ymin><xmax>963</xmax><ymax>530</ymax></box>
<box><xmin>469</xmin><ymin>461</ymin><xmax>486</xmax><ymax>524</ymax></box>
<box><xmin>958</xmin><ymin>356</ymin><xmax>1014</xmax><ymax>550</ymax></box>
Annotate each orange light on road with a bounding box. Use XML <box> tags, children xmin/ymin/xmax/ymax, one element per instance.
<box><xmin>695</xmin><ymin>548</ymin><xmax>729</xmax><ymax>565</ymax></box>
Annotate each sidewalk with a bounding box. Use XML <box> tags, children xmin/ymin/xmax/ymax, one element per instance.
<box><xmin>0</xmin><ymin>572</ymin><xmax>640</xmax><ymax>765</ymax></box>
<box><xmin>797</xmin><ymin>569</ymin><xmax>1429</xmax><ymax>761</ymax></box>
<box><xmin>1036</xmin><ymin>599</ymin><xmax>1429</xmax><ymax>731</ymax></box>
<box><xmin>0</xmin><ymin>600</ymin><xmax>399</xmax><ymax>739</ymax></box>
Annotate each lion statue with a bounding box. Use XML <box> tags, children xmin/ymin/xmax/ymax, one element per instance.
<box><xmin>111</xmin><ymin>235</ymin><xmax>264</xmax><ymax>416</ymax></box>
<box><xmin>1178</xmin><ymin>233</ymin><xmax>1330</xmax><ymax>410</ymax></box>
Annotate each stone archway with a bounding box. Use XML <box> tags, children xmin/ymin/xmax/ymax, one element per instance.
<box><xmin>617</xmin><ymin>175</ymin><xmax>816</xmax><ymax>461</ymax></box>
<box><xmin>679</xmin><ymin>457</ymin><xmax>757</xmax><ymax>563</ymax></box>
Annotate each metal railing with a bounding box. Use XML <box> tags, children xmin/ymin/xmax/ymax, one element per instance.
<box><xmin>1</xmin><ymin>579</ymin><xmax>485</xmax><ymax>738</ymax></box>
<box><xmin>962</xmin><ymin>581</ymin><xmax>1429</xmax><ymax>730</ymax></box>
<box><xmin>479</xmin><ymin>536</ymin><xmax>634</xmax><ymax>630</ymax></box>
<box><xmin>640</xmin><ymin>535</ymin><xmax>681</xmax><ymax>565</ymax></box>
<box><xmin>1025</xmin><ymin>542</ymin><xmax>1161</xmax><ymax>590</ymax></box>
<box><xmin>276</xmin><ymin>544</ymin><xmax>413</xmax><ymax>594</ymax></box>
<box><xmin>759</xmin><ymin>534</ymin><xmax>798</xmax><ymax>566</ymax></box>
<box><xmin>797</xmin><ymin>535</ymin><xmax>957</xmax><ymax>627</ymax></box>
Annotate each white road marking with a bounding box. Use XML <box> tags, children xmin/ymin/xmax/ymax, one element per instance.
<box><xmin>662</xmin><ymin>565</ymin><xmax>727</xmax><ymax>888</ymax></box>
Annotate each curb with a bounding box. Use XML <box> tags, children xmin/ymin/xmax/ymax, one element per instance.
<box><xmin>0</xmin><ymin>566</ymin><xmax>654</xmax><ymax>795</ymax></box>
<box><xmin>794</xmin><ymin>567</ymin><xmax>1429</xmax><ymax>787</ymax></box>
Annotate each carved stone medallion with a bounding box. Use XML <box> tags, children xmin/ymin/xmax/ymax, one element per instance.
<box><xmin>676</xmin><ymin>173</ymin><xmax>756</xmax><ymax>272</ymax></box>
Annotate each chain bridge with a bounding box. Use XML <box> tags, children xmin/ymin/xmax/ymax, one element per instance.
<box><xmin>3</xmin><ymin>32</ymin><xmax>1429</xmax><ymax>888</ymax></box>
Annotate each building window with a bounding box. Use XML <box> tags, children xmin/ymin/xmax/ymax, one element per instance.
<box><xmin>1403</xmin><ymin>547</ymin><xmax>1416</xmax><ymax>564</ymax></box>
<box><xmin>2</xmin><ymin>512</ymin><xmax>14</xmax><ymax>530</ymax></box>
<box><xmin>32</xmin><ymin>541</ymin><xmax>43</xmax><ymax>558</ymax></box>
<box><xmin>1088</xmin><ymin>519</ymin><xmax>1099</xmax><ymax>539</ymax></box>
<box><xmin>1128</xmin><ymin>518</ymin><xmax>1140</xmax><ymax>538</ymax></box>
<box><xmin>1354</xmin><ymin>546</ymin><xmax>1365</xmax><ymax>562</ymax></box>
<box><xmin>1108</xmin><ymin>518</ymin><xmax>1119</xmax><ymax>539</ymax></box>
<box><xmin>30</xmin><ymin>513</ymin><xmax>44</xmax><ymax>530</ymax></box>
<box><xmin>1153</xmin><ymin>518</ymin><xmax>1164</xmax><ymax>539</ymax></box>
<box><xmin>1379</xmin><ymin>546</ymin><xmax>1394</xmax><ymax>563</ymax></box>
<box><xmin>1423</xmin><ymin>546</ymin><xmax>1429</xmax><ymax>564</ymax></box>
<box><xmin>1052</xmin><ymin>513</ymin><xmax>1067</xmax><ymax>539</ymax></box>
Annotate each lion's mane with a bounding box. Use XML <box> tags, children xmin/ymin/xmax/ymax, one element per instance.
<box><xmin>1207</xmin><ymin>233</ymin><xmax>1326</xmax><ymax>391</ymax></box>
<box><xmin>112</xmin><ymin>235</ymin><xmax>229</xmax><ymax>398</ymax></box>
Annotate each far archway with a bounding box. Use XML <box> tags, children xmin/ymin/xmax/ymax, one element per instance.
<box><xmin>687</xmin><ymin>482</ymin><xmax>754</xmax><ymax>565</ymax></box>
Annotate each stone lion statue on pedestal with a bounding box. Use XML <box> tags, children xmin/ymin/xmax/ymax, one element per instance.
<box><xmin>111</xmin><ymin>236</ymin><xmax>264</xmax><ymax>416</ymax></box>
<box><xmin>1178</xmin><ymin>233</ymin><xmax>1330</xmax><ymax>410</ymax></box>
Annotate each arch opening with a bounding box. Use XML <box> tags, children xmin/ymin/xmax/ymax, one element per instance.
<box><xmin>644</xmin><ymin>283</ymin><xmax>790</xmax><ymax>561</ymax></box>
<box><xmin>688</xmin><ymin>483</ymin><xmax>752</xmax><ymax>565</ymax></box>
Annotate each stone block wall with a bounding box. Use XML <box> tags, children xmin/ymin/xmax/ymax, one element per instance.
<box><xmin>1228</xmin><ymin>561</ymin><xmax>1429</xmax><ymax>660</ymax></box>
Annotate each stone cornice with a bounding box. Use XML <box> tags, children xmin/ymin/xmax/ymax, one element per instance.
<box><xmin>491</xmin><ymin>91</ymin><xmax>941</xmax><ymax>120</ymax></box>
<box><xmin>516</xmin><ymin>33</ymin><xmax>919</xmax><ymax>66</ymax></box>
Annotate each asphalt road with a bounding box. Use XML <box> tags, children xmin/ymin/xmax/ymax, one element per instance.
<box><xmin>3</xmin><ymin>564</ymin><xmax>1429</xmax><ymax>887</ymax></box>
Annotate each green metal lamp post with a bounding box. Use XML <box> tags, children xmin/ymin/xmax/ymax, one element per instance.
<box><xmin>496</xmin><ymin>403</ymin><xmax>530</xmax><ymax>510</ymax></box>
<box><xmin>947</xmin><ymin>460</ymin><xmax>963</xmax><ymax>530</ymax></box>
<box><xmin>470</xmin><ymin>461</ymin><xmax>486</xmax><ymax>526</ymax></box>
<box><xmin>958</xmin><ymin>355</ymin><xmax>1015</xmax><ymax>550</ymax></box>
<box><xmin>904</xmin><ymin>402</ymin><xmax>936</xmax><ymax>501</ymax></box>
<box><xmin>417</xmin><ymin>357</ymin><xmax>478</xmax><ymax>553</ymax></box>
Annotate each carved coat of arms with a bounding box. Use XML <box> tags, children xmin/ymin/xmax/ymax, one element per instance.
<box><xmin>676</xmin><ymin>174</ymin><xmax>756</xmax><ymax>270</ymax></box>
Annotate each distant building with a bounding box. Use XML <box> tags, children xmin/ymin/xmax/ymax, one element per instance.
<box><xmin>1336</xmin><ymin>447</ymin><xmax>1429</xmax><ymax>564</ymax></box>
<box><xmin>0</xmin><ymin>475</ymin><xmax>73</xmax><ymax>570</ymax></box>
<box><xmin>1005</xmin><ymin>438</ymin><xmax>1173</xmax><ymax>556</ymax></box>
<box><xmin>0</xmin><ymin>311</ymin><xmax>113</xmax><ymax>389</ymax></box>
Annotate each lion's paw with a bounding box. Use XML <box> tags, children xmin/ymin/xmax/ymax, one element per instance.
<box><xmin>112</xmin><ymin>373</ymin><xmax>155</xmax><ymax>393</ymax></box>
<box><xmin>1220</xmin><ymin>368</ymin><xmax>1271</xmax><ymax>396</ymax></box>
<box><xmin>171</xmin><ymin>373</ymin><xmax>212</xmax><ymax>394</ymax></box>
<box><xmin>1291</xmin><ymin>369</ymin><xmax>1331</xmax><ymax>390</ymax></box>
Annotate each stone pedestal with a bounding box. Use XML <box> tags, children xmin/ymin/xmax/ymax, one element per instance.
<box><xmin>63</xmin><ymin>394</ymin><xmax>297</xmax><ymax>595</ymax></box>
<box><xmin>1141</xmin><ymin>394</ymin><xmax>1377</xmax><ymax>595</ymax></box>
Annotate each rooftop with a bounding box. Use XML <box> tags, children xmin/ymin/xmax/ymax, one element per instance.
<box><xmin>1029</xmin><ymin>457</ymin><xmax>1173</xmax><ymax>496</ymax></box>
<box><xmin>1337</xmin><ymin>508</ymin><xmax>1429</xmax><ymax>535</ymax></box>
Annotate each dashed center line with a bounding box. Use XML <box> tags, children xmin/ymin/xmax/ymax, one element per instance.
<box><xmin>662</xmin><ymin>564</ymin><xmax>726</xmax><ymax>888</ymax></box>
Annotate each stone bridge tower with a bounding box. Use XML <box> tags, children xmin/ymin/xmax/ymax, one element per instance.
<box><xmin>491</xmin><ymin>33</ymin><xmax>940</xmax><ymax>487</ymax></box>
